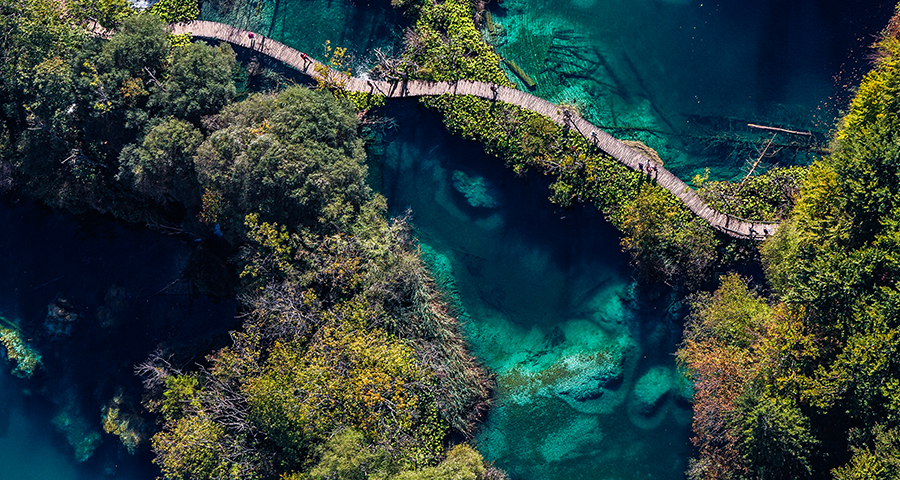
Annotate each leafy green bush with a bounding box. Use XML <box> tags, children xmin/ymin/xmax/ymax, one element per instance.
<box><xmin>697</xmin><ymin>166</ymin><xmax>807</xmax><ymax>222</ymax></box>
<box><xmin>148</xmin><ymin>0</ymin><xmax>199</xmax><ymax>23</ymax></box>
<box><xmin>150</xmin><ymin>41</ymin><xmax>236</xmax><ymax>122</ymax></box>
<box><xmin>400</xmin><ymin>0</ymin><xmax>511</xmax><ymax>85</ymax></box>
<box><xmin>193</xmin><ymin>86</ymin><xmax>369</xmax><ymax>240</ymax></box>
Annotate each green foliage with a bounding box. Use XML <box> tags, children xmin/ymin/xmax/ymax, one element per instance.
<box><xmin>698</xmin><ymin>166</ymin><xmax>807</xmax><ymax>222</ymax></box>
<box><xmin>402</xmin><ymin>0</ymin><xmax>510</xmax><ymax>85</ymax></box>
<box><xmin>301</xmin><ymin>428</ymin><xmax>395</xmax><ymax>480</ymax></box>
<box><xmin>117</xmin><ymin>117</ymin><xmax>203</xmax><ymax>204</ymax></box>
<box><xmin>313</xmin><ymin>41</ymin><xmax>351</xmax><ymax>92</ymax></box>
<box><xmin>194</xmin><ymin>86</ymin><xmax>370</xmax><ymax>240</ymax></box>
<box><xmin>243</xmin><ymin>306</ymin><xmax>441</xmax><ymax>466</ymax></box>
<box><xmin>685</xmin><ymin>273</ymin><xmax>771</xmax><ymax>349</ymax></box>
<box><xmin>736</xmin><ymin>395</ymin><xmax>818</xmax><ymax>480</ymax></box>
<box><xmin>621</xmin><ymin>184</ymin><xmax>718</xmax><ymax>287</ymax></box>
<box><xmin>148</xmin><ymin>0</ymin><xmax>199</xmax><ymax>23</ymax></box>
<box><xmin>160</xmin><ymin>374</ymin><xmax>203</xmax><ymax>419</ymax></box>
<box><xmin>0</xmin><ymin>0</ymin><xmax>85</xmax><ymax>97</ymax></box>
<box><xmin>152</xmin><ymin>414</ymin><xmax>230</xmax><ymax>480</ymax></box>
<box><xmin>394</xmin><ymin>444</ymin><xmax>486</xmax><ymax>480</ymax></box>
<box><xmin>150</xmin><ymin>41</ymin><xmax>236</xmax><ymax>122</ymax></box>
<box><xmin>96</xmin><ymin>12</ymin><xmax>169</xmax><ymax>80</ymax></box>
<box><xmin>342</xmin><ymin>90</ymin><xmax>387</xmax><ymax>112</ymax></box>
<box><xmin>240</xmin><ymin>213</ymin><xmax>298</xmax><ymax>284</ymax></box>
<box><xmin>834</xmin><ymin>426</ymin><xmax>900</xmax><ymax>480</ymax></box>
<box><xmin>70</xmin><ymin>0</ymin><xmax>132</xmax><ymax>29</ymax></box>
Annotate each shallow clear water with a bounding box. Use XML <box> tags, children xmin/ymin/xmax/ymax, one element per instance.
<box><xmin>200</xmin><ymin>0</ymin><xmax>405</xmax><ymax>73</ymax></box>
<box><xmin>204</xmin><ymin>0</ymin><xmax>894</xmax><ymax>181</ymax></box>
<box><xmin>0</xmin><ymin>201</ymin><xmax>238</xmax><ymax>479</ymax></box>
<box><xmin>370</xmin><ymin>101</ymin><xmax>693</xmax><ymax>479</ymax></box>
<box><xmin>489</xmin><ymin>0</ymin><xmax>894</xmax><ymax>180</ymax></box>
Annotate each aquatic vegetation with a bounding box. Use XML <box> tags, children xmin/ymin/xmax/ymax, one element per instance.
<box><xmin>0</xmin><ymin>320</ymin><xmax>42</xmax><ymax>378</ymax></box>
<box><xmin>44</xmin><ymin>295</ymin><xmax>80</xmax><ymax>337</ymax></box>
<box><xmin>102</xmin><ymin>389</ymin><xmax>150</xmax><ymax>454</ymax></box>
<box><xmin>52</xmin><ymin>400</ymin><xmax>102</xmax><ymax>462</ymax></box>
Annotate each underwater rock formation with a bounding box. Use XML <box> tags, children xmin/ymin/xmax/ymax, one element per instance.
<box><xmin>52</xmin><ymin>399</ymin><xmax>102</xmax><ymax>462</ymax></box>
<box><xmin>452</xmin><ymin>170</ymin><xmax>500</xmax><ymax>208</ymax></box>
<box><xmin>44</xmin><ymin>296</ymin><xmax>79</xmax><ymax>337</ymax></box>
<box><xmin>626</xmin><ymin>365</ymin><xmax>693</xmax><ymax>430</ymax></box>
<box><xmin>631</xmin><ymin>366</ymin><xmax>674</xmax><ymax>415</ymax></box>
<box><xmin>554</xmin><ymin>352</ymin><xmax>623</xmax><ymax>402</ymax></box>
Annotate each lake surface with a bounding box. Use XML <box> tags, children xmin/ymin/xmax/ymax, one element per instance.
<box><xmin>488</xmin><ymin>0</ymin><xmax>894</xmax><ymax>180</ymax></box>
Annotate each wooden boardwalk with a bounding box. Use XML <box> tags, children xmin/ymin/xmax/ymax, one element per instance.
<box><xmin>171</xmin><ymin>21</ymin><xmax>779</xmax><ymax>240</ymax></box>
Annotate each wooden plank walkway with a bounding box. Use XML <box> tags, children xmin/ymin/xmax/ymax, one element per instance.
<box><xmin>171</xmin><ymin>20</ymin><xmax>780</xmax><ymax>240</ymax></box>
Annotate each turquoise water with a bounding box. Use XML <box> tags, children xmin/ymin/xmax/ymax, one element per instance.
<box><xmin>0</xmin><ymin>369</ymin><xmax>153</xmax><ymax>480</ymax></box>
<box><xmin>369</xmin><ymin>101</ymin><xmax>693</xmax><ymax>479</ymax></box>
<box><xmin>200</xmin><ymin>0</ymin><xmax>405</xmax><ymax>72</ymax></box>
<box><xmin>488</xmin><ymin>0</ymin><xmax>894</xmax><ymax>180</ymax></box>
<box><xmin>0</xmin><ymin>201</ymin><xmax>238</xmax><ymax>479</ymax></box>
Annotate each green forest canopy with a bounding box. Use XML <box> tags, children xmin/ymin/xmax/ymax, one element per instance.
<box><xmin>677</xmin><ymin>5</ymin><xmax>900</xmax><ymax>479</ymax></box>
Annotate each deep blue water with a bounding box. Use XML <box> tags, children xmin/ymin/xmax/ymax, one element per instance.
<box><xmin>0</xmin><ymin>200</ymin><xmax>238</xmax><ymax>480</ymax></box>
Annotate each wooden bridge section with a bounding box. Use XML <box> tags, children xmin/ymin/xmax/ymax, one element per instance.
<box><xmin>171</xmin><ymin>20</ymin><xmax>779</xmax><ymax>240</ymax></box>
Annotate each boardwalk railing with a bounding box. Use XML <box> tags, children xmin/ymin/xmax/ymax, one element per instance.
<box><xmin>171</xmin><ymin>20</ymin><xmax>780</xmax><ymax>240</ymax></box>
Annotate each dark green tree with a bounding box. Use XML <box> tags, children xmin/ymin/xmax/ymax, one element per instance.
<box><xmin>737</xmin><ymin>395</ymin><xmax>818</xmax><ymax>480</ymax></box>
<box><xmin>117</xmin><ymin>117</ymin><xmax>203</xmax><ymax>205</ymax></box>
<box><xmin>193</xmin><ymin>87</ymin><xmax>369</xmax><ymax>240</ymax></box>
<box><xmin>150</xmin><ymin>42</ymin><xmax>236</xmax><ymax>122</ymax></box>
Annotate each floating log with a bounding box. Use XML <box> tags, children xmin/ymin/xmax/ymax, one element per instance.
<box><xmin>503</xmin><ymin>58</ymin><xmax>537</xmax><ymax>89</ymax></box>
<box><xmin>485</xmin><ymin>11</ymin><xmax>496</xmax><ymax>34</ymax></box>
<box><xmin>747</xmin><ymin>123</ymin><xmax>812</xmax><ymax>136</ymax></box>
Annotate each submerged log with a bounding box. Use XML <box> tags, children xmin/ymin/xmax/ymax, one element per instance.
<box><xmin>747</xmin><ymin>123</ymin><xmax>812</xmax><ymax>136</ymax></box>
<box><xmin>503</xmin><ymin>58</ymin><xmax>537</xmax><ymax>89</ymax></box>
<box><xmin>486</xmin><ymin>10</ymin><xmax>496</xmax><ymax>34</ymax></box>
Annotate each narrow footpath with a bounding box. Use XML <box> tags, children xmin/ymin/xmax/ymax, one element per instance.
<box><xmin>171</xmin><ymin>20</ymin><xmax>780</xmax><ymax>240</ymax></box>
